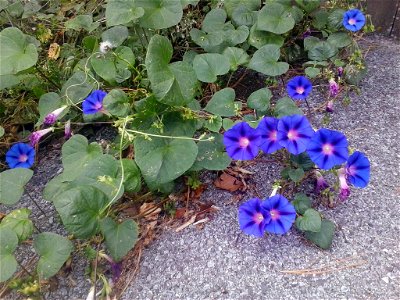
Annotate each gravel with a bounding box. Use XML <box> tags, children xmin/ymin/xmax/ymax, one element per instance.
<box><xmin>122</xmin><ymin>36</ymin><xmax>400</xmax><ymax>300</ymax></box>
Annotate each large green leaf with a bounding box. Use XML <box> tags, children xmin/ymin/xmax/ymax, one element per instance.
<box><xmin>223</xmin><ymin>47</ymin><xmax>250</xmax><ymax>71</ymax></box>
<box><xmin>103</xmin><ymin>89</ymin><xmax>131</xmax><ymax>117</ymax></box>
<box><xmin>296</xmin><ymin>208</ymin><xmax>322</xmax><ymax>232</ymax></box>
<box><xmin>101</xmin><ymin>25</ymin><xmax>129</xmax><ymax>47</ymax></box>
<box><xmin>275</xmin><ymin>97</ymin><xmax>303</xmax><ymax>117</ymax></box>
<box><xmin>248</xmin><ymin>44</ymin><xmax>289</xmax><ymax>76</ymax></box>
<box><xmin>65</xmin><ymin>15</ymin><xmax>99</xmax><ymax>32</ymax></box>
<box><xmin>34</xmin><ymin>233</ymin><xmax>73</xmax><ymax>279</ymax></box>
<box><xmin>288</xmin><ymin>168</ymin><xmax>305</xmax><ymax>183</ymax></box>
<box><xmin>190</xmin><ymin>29</ymin><xmax>224</xmax><ymax>52</ymax></box>
<box><xmin>232</xmin><ymin>5</ymin><xmax>257</xmax><ymax>27</ymax></box>
<box><xmin>0</xmin><ymin>27</ymin><xmax>38</xmax><ymax>75</ymax></box>
<box><xmin>193</xmin><ymin>53</ymin><xmax>230</xmax><ymax>83</ymax></box>
<box><xmin>37</xmin><ymin>92</ymin><xmax>66</xmax><ymax>126</ymax></box>
<box><xmin>0</xmin><ymin>169</ymin><xmax>33</xmax><ymax>205</ymax></box>
<box><xmin>257</xmin><ymin>3</ymin><xmax>295</xmax><ymax>34</ymax></box>
<box><xmin>61</xmin><ymin>71</ymin><xmax>96</xmax><ymax>104</ymax></box>
<box><xmin>0</xmin><ymin>74</ymin><xmax>20</xmax><ymax>89</ymax></box>
<box><xmin>105</xmin><ymin>0</ymin><xmax>144</xmax><ymax>27</ymax></box>
<box><xmin>308</xmin><ymin>41</ymin><xmax>338</xmax><ymax>61</ymax></box>
<box><xmin>247</xmin><ymin>88</ymin><xmax>272</xmax><ymax>112</ymax></box>
<box><xmin>303</xmin><ymin>36</ymin><xmax>320</xmax><ymax>51</ymax></box>
<box><xmin>136</xmin><ymin>0</ymin><xmax>183</xmax><ymax>29</ymax></box>
<box><xmin>248</xmin><ymin>25</ymin><xmax>284</xmax><ymax>49</ymax></box>
<box><xmin>191</xmin><ymin>134</ymin><xmax>231</xmax><ymax>171</ymax></box>
<box><xmin>204</xmin><ymin>88</ymin><xmax>239</xmax><ymax>117</ymax></box>
<box><xmin>0</xmin><ymin>209</ymin><xmax>33</xmax><ymax>242</ymax></box>
<box><xmin>202</xmin><ymin>8</ymin><xmax>226</xmax><ymax>33</ymax></box>
<box><xmin>225</xmin><ymin>25</ymin><xmax>249</xmax><ymax>46</ymax></box>
<box><xmin>119</xmin><ymin>159</ymin><xmax>141</xmax><ymax>193</ymax></box>
<box><xmin>305</xmin><ymin>220</ymin><xmax>335</xmax><ymax>249</ymax></box>
<box><xmin>327</xmin><ymin>32</ymin><xmax>352</xmax><ymax>49</ymax></box>
<box><xmin>146</xmin><ymin>35</ymin><xmax>198</xmax><ymax>106</ymax></box>
<box><xmin>292</xmin><ymin>193</ymin><xmax>311</xmax><ymax>215</ymax></box>
<box><xmin>327</xmin><ymin>9</ymin><xmax>346</xmax><ymax>31</ymax></box>
<box><xmin>54</xmin><ymin>186</ymin><xmax>109</xmax><ymax>238</ymax></box>
<box><xmin>224</xmin><ymin>0</ymin><xmax>261</xmax><ymax>18</ymax></box>
<box><xmin>0</xmin><ymin>228</ymin><xmax>18</xmax><ymax>282</ymax></box>
<box><xmin>134</xmin><ymin>115</ymin><xmax>198</xmax><ymax>184</ymax></box>
<box><xmin>61</xmin><ymin>135</ymin><xmax>103</xmax><ymax>180</ymax></box>
<box><xmin>100</xmin><ymin>217</ymin><xmax>139</xmax><ymax>262</ymax></box>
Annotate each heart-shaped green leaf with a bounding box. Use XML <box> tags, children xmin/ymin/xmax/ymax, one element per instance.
<box><xmin>248</xmin><ymin>25</ymin><xmax>284</xmax><ymax>49</ymax></box>
<box><xmin>54</xmin><ymin>186</ymin><xmax>109</xmax><ymax>238</ymax></box>
<box><xmin>257</xmin><ymin>3</ymin><xmax>295</xmax><ymax>34</ymax></box>
<box><xmin>105</xmin><ymin>0</ymin><xmax>144</xmax><ymax>27</ymax></box>
<box><xmin>101</xmin><ymin>25</ymin><xmax>129</xmax><ymax>47</ymax></box>
<box><xmin>0</xmin><ymin>169</ymin><xmax>33</xmax><ymax>205</ymax></box>
<box><xmin>34</xmin><ymin>232</ymin><xmax>73</xmax><ymax>279</ymax></box>
<box><xmin>205</xmin><ymin>88</ymin><xmax>240</xmax><ymax>117</ymax></box>
<box><xmin>224</xmin><ymin>0</ymin><xmax>261</xmax><ymax>18</ymax></box>
<box><xmin>247</xmin><ymin>88</ymin><xmax>272</xmax><ymax>112</ymax></box>
<box><xmin>0</xmin><ymin>228</ymin><xmax>18</xmax><ymax>282</ymax></box>
<box><xmin>193</xmin><ymin>53</ymin><xmax>230</xmax><ymax>82</ymax></box>
<box><xmin>61</xmin><ymin>71</ymin><xmax>96</xmax><ymax>104</ymax></box>
<box><xmin>292</xmin><ymin>193</ymin><xmax>311</xmax><ymax>215</ymax></box>
<box><xmin>232</xmin><ymin>5</ymin><xmax>257</xmax><ymax>26</ymax></box>
<box><xmin>136</xmin><ymin>0</ymin><xmax>183</xmax><ymax>29</ymax></box>
<box><xmin>275</xmin><ymin>97</ymin><xmax>303</xmax><ymax>117</ymax></box>
<box><xmin>223</xmin><ymin>47</ymin><xmax>250</xmax><ymax>71</ymax></box>
<box><xmin>202</xmin><ymin>8</ymin><xmax>227</xmax><ymax>33</ymax></box>
<box><xmin>308</xmin><ymin>41</ymin><xmax>338</xmax><ymax>61</ymax></box>
<box><xmin>288</xmin><ymin>168</ymin><xmax>305</xmax><ymax>183</ymax></box>
<box><xmin>100</xmin><ymin>217</ymin><xmax>139</xmax><ymax>262</ymax></box>
<box><xmin>305</xmin><ymin>220</ymin><xmax>335</xmax><ymax>249</ymax></box>
<box><xmin>327</xmin><ymin>32</ymin><xmax>352</xmax><ymax>48</ymax></box>
<box><xmin>248</xmin><ymin>44</ymin><xmax>289</xmax><ymax>76</ymax></box>
<box><xmin>118</xmin><ymin>159</ymin><xmax>141</xmax><ymax>193</ymax></box>
<box><xmin>0</xmin><ymin>27</ymin><xmax>38</xmax><ymax>75</ymax></box>
<box><xmin>65</xmin><ymin>15</ymin><xmax>99</xmax><ymax>32</ymax></box>
<box><xmin>0</xmin><ymin>209</ymin><xmax>33</xmax><ymax>242</ymax></box>
<box><xmin>296</xmin><ymin>209</ymin><xmax>322</xmax><ymax>232</ymax></box>
<box><xmin>103</xmin><ymin>89</ymin><xmax>131</xmax><ymax>117</ymax></box>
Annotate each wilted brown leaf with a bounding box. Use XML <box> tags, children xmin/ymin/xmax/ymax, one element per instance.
<box><xmin>139</xmin><ymin>202</ymin><xmax>161</xmax><ymax>221</ymax></box>
<box><xmin>214</xmin><ymin>172</ymin><xmax>244</xmax><ymax>192</ymax></box>
<box><xmin>48</xmin><ymin>43</ymin><xmax>60</xmax><ymax>60</ymax></box>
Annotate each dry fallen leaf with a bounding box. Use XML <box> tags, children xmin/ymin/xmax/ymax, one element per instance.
<box><xmin>214</xmin><ymin>172</ymin><xmax>244</xmax><ymax>192</ymax></box>
<box><xmin>48</xmin><ymin>43</ymin><xmax>60</xmax><ymax>60</ymax></box>
<box><xmin>139</xmin><ymin>202</ymin><xmax>161</xmax><ymax>221</ymax></box>
<box><xmin>174</xmin><ymin>208</ymin><xmax>186</xmax><ymax>219</ymax></box>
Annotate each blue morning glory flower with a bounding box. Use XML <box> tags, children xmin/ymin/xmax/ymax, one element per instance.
<box><xmin>307</xmin><ymin>129</ymin><xmax>349</xmax><ymax>170</ymax></box>
<box><xmin>261</xmin><ymin>194</ymin><xmax>296</xmax><ymax>235</ymax></box>
<box><xmin>343</xmin><ymin>9</ymin><xmax>366</xmax><ymax>32</ymax></box>
<box><xmin>277</xmin><ymin>115</ymin><xmax>314</xmax><ymax>155</ymax></box>
<box><xmin>257</xmin><ymin>117</ymin><xmax>283</xmax><ymax>154</ymax></box>
<box><xmin>5</xmin><ymin>143</ymin><xmax>35</xmax><ymax>169</ymax></box>
<box><xmin>346</xmin><ymin>151</ymin><xmax>370</xmax><ymax>188</ymax></box>
<box><xmin>286</xmin><ymin>76</ymin><xmax>313</xmax><ymax>100</ymax></box>
<box><xmin>238</xmin><ymin>198</ymin><xmax>271</xmax><ymax>237</ymax></box>
<box><xmin>223</xmin><ymin>122</ymin><xmax>261</xmax><ymax>160</ymax></box>
<box><xmin>82</xmin><ymin>90</ymin><xmax>107</xmax><ymax>114</ymax></box>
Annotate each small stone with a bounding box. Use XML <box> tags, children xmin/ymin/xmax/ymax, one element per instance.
<box><xmin>48</xmin><ymin>217</ymin><xmax>54</xmax><ymax>224</ymax></box>
<box><xmin>381</xmin><ymin>277</ymin><xmax>389</xmax><ymax>283</ymax></box>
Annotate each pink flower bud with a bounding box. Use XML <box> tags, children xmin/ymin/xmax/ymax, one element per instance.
<box><xmin>326</xmin><ymin>100</ymin><xmax>334</xmax><ymax>113</ymax></box>
<box><xmin>338</xmin><ymin>168</ymin><xmax>350</xmax><ymax>201</ymax></box>
<box><xmin>329</xmin><ymin>78</ymin><xmax>339</xmax><ymax>98</ymax></box>
<box><xmin>44</xmin><ymin>106</ymin><xmax>67</xmax><ymax>125</ymax></box>
<box><xmin>29</xmin><ymin>128</ymin><xmax>54</xmax><ymax>146</ymax></box>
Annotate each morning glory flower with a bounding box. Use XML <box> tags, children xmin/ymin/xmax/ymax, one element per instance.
<box><xmin>65</xmin><ymin>120</ymin><xmax>72</xmax><ymax>140</ymax></box>
<box><xmin>315</xmin><ymin>170</ymin><xmax>329</xmax><ymax>193</ymax></box>
<box><xmin>307</xmin><ymin>128</ymin><xmax>349</xmax><ymax>170</ymax></box>
<box><xmin>261</xmin><ymin>194</ymin><xmax>296</xmax><ymax>235</ymax></box>
<box><xmin>329</xmin><ymin>78</ymin><xmax>339</xmax><ymax>98</ymax></box>
<box><xmin>44</xmin><ymin>105</ymin><xmax>68</xmax><ymax>125</ymax></box>
<box><xmin>338</xmin><ymin>167</ymin><xmax>350</xmax><ymax>200</ymax></box>
<box><xmin>6</xmin><ymin>143</ymin><xmax>35</xmax><ymax>169</ymax></box>
<box><xmin>223</xmin><ymin>122</ymin><xmax>261</xmax><ymax>160</ymax></box>
<box><xmin>337</xmin><ymin>67</ymin><xmax>344</xmax><ymax>77</ymax></box>
<box><xmin>99</xmin><ymin>41</ymin><xmax>114</xmax><ymax>54</ymax></box>
<box><xmin>343</xmin><ymin>9</ymin><xmax>366</xmax><ymax>32</ymax></box>
<box><xmin>346</xmin><ymin>151</ymin><xmax>370</xmax><ymax>188</ymax></box>
<box><xmin>286</xmin><ymin>76</ymin><xmax>313</xmax><ymax>100</ymax></box>
<box><xmin>238</xmin><ymin>198</ymin><xmax>271</xmax><ymax>237</ymax></box>
<box><xmin>29</xmin><ymin>127</ymin><xmax>54</xmax><ymax>146</ymax></box>
<box><xmin>326</xmin><ymin>100</ymin><xmax>334</xmax><ymax>113</ymax></box>
<box><xmin>277</xmin><ymin>115</ymin><xmax>314</xmax><ymax>155</ymax></box>
<box><xmin>82</xmin><ymin>90</ymin><xmax>107</xmax><ymax>115</ymax></box>
<box><xmin>256</xmin><ymin>117</ymin><xmax>283</xmax><ymax>154</ymax></box>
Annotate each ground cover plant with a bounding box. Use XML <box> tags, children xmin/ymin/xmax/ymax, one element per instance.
<box><xmin>0</xmin><ymin>0</ymin><xmax>373</xmax><ymax>298</ymax></box>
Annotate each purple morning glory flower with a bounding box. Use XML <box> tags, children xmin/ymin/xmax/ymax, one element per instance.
<box><xmin>337</xmin><ymin>67</ymin><xmax>344</xmax><ymax>77</ymax></box>
<box><xmin>277</xmin><ymin>115</ymin><xmax>314</xmax><ymax>155</ymax></box>
<box><xmin>261</xmin><ymin>194</ymin><xmax>296</xmax><ymax>235</ymax></box>
<box><xmin>307</xmin><ymin>129</ymin><xmax>349</xmax><ymax>170</ymax></box>
<box><xmin>238</xmin><ymin>198</ymin><xmax>271</xmax><ymax>237</ymax></box>
<box><xmin>329</xmin><ymin>78</ymin><xmax>339</xmax><ymax>98</ymax></box>
<box><xmin>44</xmin><ymin>105</ymin><xmax>67</xmax><ymax>125</ymax></box>
<box><xmin>343</xmin><ymin>9</ymin><xmax>366</xmax><ymax>32</ymax></box>
<box><xmin>223</xmin><ymin>122</ymin><xmax>261</xmax><ymax>160</ymax></box>
<box><xmin>5</xmin><ymin>143</ymin><xmax>35</xmax><ymax>169</ymax></box>
<box><xmin>315</xmin><ymin>171</ymin><xmax>329</xmax><ymax>193</ymax></box>
<box><xmin>82</xmin><ymin>90</ymin><xmax>107</xmax><ymax>114</ymax></box>
<box><xmin>338</xmin><ymin>167</ymin><xmax>350</xmax><ymax>200</ymax></box>
<box><xmin>346</xmin><ymin>151</ymin><xmax>370</xmax><ymax>188</ymax></box>
<box><xmin>286</xmin><ymin>76</ymin><xmax>313</xmax><ymax>100</ymax></box>
<box><xmin>257</xmin><ymin>117</ymin><xmax>283</xmax><ymax>154</ymax></box>
<box><xmin>29</xmin><ymin>128</ymin><xmax>54</xmax><ymax>146</ymax></box>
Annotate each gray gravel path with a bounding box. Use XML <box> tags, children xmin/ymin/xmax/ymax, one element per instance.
<box><xmin>122</xmin><ymin>36</ymin><xmax>400</xmax><ymax>300</ymax></box>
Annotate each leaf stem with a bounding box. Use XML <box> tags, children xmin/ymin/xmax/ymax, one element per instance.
<box><xmin>125</xmin><ymin>129</ymin><xmax>214</xmax><ymax>142</ymax></box>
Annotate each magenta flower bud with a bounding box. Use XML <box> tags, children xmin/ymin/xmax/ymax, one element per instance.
<box><xmin>44</xmin><ymin>105</ymin><xmax>68</xmax><ymax>125</ymax></box>
<box><xmin>338</xmin><ymin>168</ymin><xmax>350</xmax><ymax>201</ymax></box>
<box><xmin>64</xmin><ymin>120</ymin><xmax>72</xmax><ymax>140</ymax></box>
<box><xmin>302</xmin><ymin>28</ymin><xmax>311</xmax><ymax>39</ymax></box>
<box><xmin>329</xmin><ymin>78</ymin><xmax>339</xmax><ymax>98</ymax></box>
<box><xmin>337</xmin><ymin>67</ymin><xmax>344</xmax><ymax>77</ymax></box>
<box><xmin>315</xmin><ymin>171</ymin><xmax>329</xmax><ymax>193</ymax></box>
<box><xmin>29</xmin><ymin>127</ymin><xmax>54</xmax><ymax>146</ymax></box>
<box><xmin>326</xmin><ymin>100</ymin><xmax>334</xmax><ymax>113</ymax></box>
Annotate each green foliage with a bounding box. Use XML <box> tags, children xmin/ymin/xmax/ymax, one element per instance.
<box><xmin>257</xmin><ymin>3</ymin><xmax>295</xmax><ymax>34</ymax></box>
<box><xmin>305</xmin><ymin>220</ymin><xmax>335</xmax><ymax>249</ymax></box>
<box><xmin>248</xmin><ymin>44</ymin><xmax>289</xmax><ymax>76</ymax></box>
<box><xmin>0</xmin><ymin>228</ymin><xmax>18</xmax><ymax>282</ymax></box>
<box><xmin>247</xmin><ymin>88</ymin><xmax>272</xmax><ymax>113</ymax></box>
<box><xmin>0</xmin><ymin>169</ymin><xmax>33</xmax><ymax>205</ymax></box>
<box><xmin>275</xmin><ymin>97</ymin><xmax>303</xmax><ymax>117</ymax></box>
<box><xmin>204</xmin><ymin>88</ymin><xmax>239</xmax><ymax>117</ymax></box>
<box><xmin>0</xmin><ymin>209</ymin><xmax>33</xmax><ymax>242</ymax></box>
<box><xmin>193</xmin><ymin>54</ymin><xmax>230</xmax><ymax>83</ymax></box>
<box><xmin>292</xmin><ymin>193</ymin><xmax>311</xmax><ymax>215</ymax></box>
<box><xmin>296</xmin><ymin>208</ymin><xmax>322</xmax><ymax>232</ymax></box>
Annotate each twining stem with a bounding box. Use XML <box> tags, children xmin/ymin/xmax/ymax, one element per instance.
<box><xmin>25</xmin><ymin>190</ymin><xmax>47</xmax><ymax>217</ymax></box>
<box><xmin>125</xmin><ymin>129</ymin><xmax>214</xmax><ymax>142</ymax></box>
